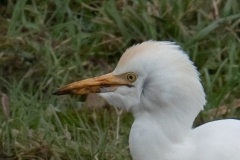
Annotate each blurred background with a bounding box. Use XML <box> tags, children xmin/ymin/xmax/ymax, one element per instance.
<box><xmin>0</xmin><ymin>0</ymin><xmax>240</xmax><ymax>159</ymax></box>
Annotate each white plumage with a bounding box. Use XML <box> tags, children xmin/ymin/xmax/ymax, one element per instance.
<box><xmin>54</xmin><ymin>41</ymin><xmax>240</xmax><ymax>160</ymax></box>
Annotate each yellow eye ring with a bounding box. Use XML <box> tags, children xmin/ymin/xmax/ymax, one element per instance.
<box><xmin>126</xmin><ymin>73</ymin><xmax>137</xmax><ymax>82</ymax></box>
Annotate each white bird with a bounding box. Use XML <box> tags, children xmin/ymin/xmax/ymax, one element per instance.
<box><xmin>53</xmin><ymin>41</ymin><xmax>240</xmax><ymax>160</ymax></box>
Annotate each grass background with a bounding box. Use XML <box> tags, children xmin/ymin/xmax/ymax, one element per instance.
<box><xmin>0</xmin><ymin>0</ymin><xmax>240</xmax><ymax>159</ymax></box>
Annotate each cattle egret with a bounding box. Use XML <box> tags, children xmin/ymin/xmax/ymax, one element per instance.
<box><xmin>53</xmin><ymin>41</ymin><xmax>240</xmax><ymax>160</ymax></box>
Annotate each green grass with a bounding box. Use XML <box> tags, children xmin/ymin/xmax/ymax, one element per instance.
<box><xmin>0</xmin><ymin>0</ymin><xmax>240</xmax><ymax>159</ymax></box>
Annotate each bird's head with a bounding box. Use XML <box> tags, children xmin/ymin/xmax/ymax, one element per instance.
<box><xmin>53</xmin><ymin>41</ymin><xmax>206</xmax><ymax>118</ymax></box>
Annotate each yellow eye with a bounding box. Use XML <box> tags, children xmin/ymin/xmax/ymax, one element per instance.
<box><xmin>126</xmin><ymin>73</ymin><xmax>137</xmax><ymax>82</ymax></box>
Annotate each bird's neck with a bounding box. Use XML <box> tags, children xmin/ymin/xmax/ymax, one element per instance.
<box><xmin>132</xmin><ymin>99</ymin><xmax>201</xmax><ymax>143</ymax></box>
<box><xmin>129</xmin><ymin>109</ymin><xmax>196</xmax><ymax>160</ymax></box>
<box><xmin>129</xmin><ymin>102</ymin><xmax>200</xmax><ymax>160</ymax></box>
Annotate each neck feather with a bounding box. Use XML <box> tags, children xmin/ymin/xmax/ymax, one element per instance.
<box><xmin>132</xmin><ymin>94</ymin><xmax>203</xmax><ymax>142</ymax></box>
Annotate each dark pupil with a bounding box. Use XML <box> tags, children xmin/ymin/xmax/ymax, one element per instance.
<box><xmin>129</xmin><ymin>75</ymin><xmax>133</xmax><ymax>80</ymax></box>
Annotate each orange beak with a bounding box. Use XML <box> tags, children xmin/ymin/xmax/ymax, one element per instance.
<box><xmin>53</xmin><ymin>73</ymin><xmax>132</xmax><ymax>95</ymax></box>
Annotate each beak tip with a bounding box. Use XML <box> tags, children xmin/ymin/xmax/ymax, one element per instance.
<box><xmin>52</xmin><ymin>90</ymin><xmax>66</xmax><ymax>95</ymax></box>
<box><xmin>52</xmin><ymin>91</ymin><xmax>60</xmax><ymax>95</ymax></box>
